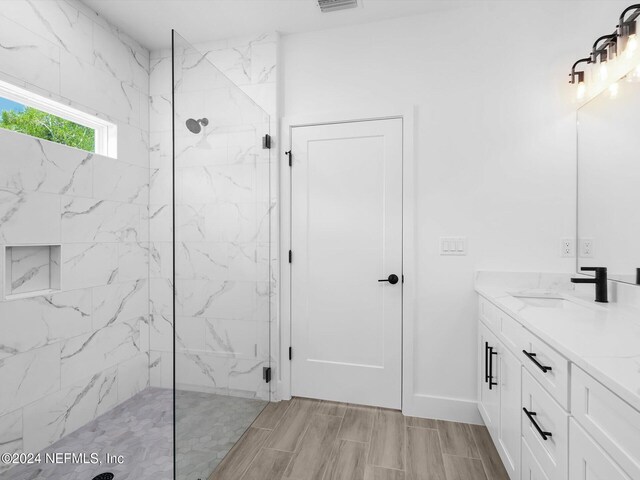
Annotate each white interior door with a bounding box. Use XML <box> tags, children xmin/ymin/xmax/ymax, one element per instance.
<box><xmin>290</xmin><ymin>118</ymin><xmax>403</xmax><ymax>409</ymax></box>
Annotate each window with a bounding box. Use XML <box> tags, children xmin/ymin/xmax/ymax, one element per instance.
<box><xmin>0</xmin><ymin>80</ymin><xmax>116</xmax><ymax>157</ymax></box>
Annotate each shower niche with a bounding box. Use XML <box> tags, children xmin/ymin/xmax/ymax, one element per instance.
<box><xmin>3</xmin><ymin>244</ymin><xmax>61</xmax><ymax>299</ymax></box>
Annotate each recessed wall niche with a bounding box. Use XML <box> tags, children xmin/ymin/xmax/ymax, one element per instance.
<box><xmin>4</xmin><ymin>245</ymin><xmax>61</xmax><ymax>299</ymax></box>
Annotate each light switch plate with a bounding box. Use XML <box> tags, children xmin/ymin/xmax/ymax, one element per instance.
<box><xmin>561</xmin><ymin>238</ymin><xmax>575</xmax><ymax>258</ymax></box>
<box><xmin>440</xmin><ymin>236</ymin><xmax>467</xmax><ymax>256</ymax></box>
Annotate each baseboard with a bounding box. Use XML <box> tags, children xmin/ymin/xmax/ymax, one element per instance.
<box><xmin>403</xmin><ymin>393</ymin><xmax>484</xmax><ymax>424</ymax></box>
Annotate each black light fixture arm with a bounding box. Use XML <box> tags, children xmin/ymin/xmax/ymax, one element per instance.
<box><xmin>619</xmin><ymin>4</ymin><xmax>640</xmax><ymax>46</ymax></box>
<box><xmin>592</xmin><ymin>33</ymin><xmax>618</xmax><ymax>49</ymax></box>
<box><xmin>619</xmin><ymin>4</ymin><xmax>640</xmax><ymax>27</ymax></box>
<box><xmin>569</xmin><ymin>57</ymin><xmax>590</xmax><ymax>84</ymax></box>
<box><xmin>591</xmin><ymin>33</ymin><xmax>618</xmax><ymax>62</ymax></box>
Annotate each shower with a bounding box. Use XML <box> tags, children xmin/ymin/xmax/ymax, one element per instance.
<box><xmin>172</xmin><ymin>31</ymin><xmax>272</xmax><ymax>480</ymax></box>
<box><xmin>185</xmin><ymin>117</ymin><xmax>208</xmax><ymax>133</ymax></box>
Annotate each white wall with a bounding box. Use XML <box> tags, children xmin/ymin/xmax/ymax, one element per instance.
<box><xmin>281</xmin><ymin>0</ymin><xmax>630</xmax><ymax>422</ymax></box>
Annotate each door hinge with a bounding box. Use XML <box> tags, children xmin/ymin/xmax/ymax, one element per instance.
<box><xmin>262</xmin><ymin>134</ymin><xmax>271</xmax><ymax>149</ymax></box>
<box><xmin>289</xmin><ymin>347</ymin><xmax>292</xmax><ymax>360</ymax></box>
<box><xmin>263</xmin><ymin>366</ymin><xmax>272</xmax><ymax>383</ymax></box>
<box><xmin>288</xmin><ymin>250</ymin><xmax>292</xmax><ymax>263</ymax></box>
<box><xmin>285</xmin><ymin>150</ymin><xmax>292</xmax><ymax>166</ymax></box>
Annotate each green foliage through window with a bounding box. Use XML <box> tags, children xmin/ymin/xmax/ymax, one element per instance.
<box><xmin>0</xmin><ymin>103</ymin><xmax>95</xmax><ymax>152</ymax></box>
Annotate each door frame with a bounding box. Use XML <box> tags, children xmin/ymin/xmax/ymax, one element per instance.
<box><xmin>279</xmin><ymin>107</ymin><xmax>416</xmax><ymax>414</ymax></box>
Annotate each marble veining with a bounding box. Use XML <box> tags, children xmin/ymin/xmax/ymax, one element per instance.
<box><xmin>9</xmin><ymin>246</ymin><xmax>50</xmax><ymax>294</ymax></box>
<box><xmin>0</xmin><ymin>0</ymin><xmax>151</xmax><ymax>465</ymax></box>
<box><xmin>476</xmin><ymin>271</ymin><xmax>640</xmax><ymax>411</ymax></box>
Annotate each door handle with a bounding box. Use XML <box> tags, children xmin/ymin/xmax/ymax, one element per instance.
<box><xmin>378</xmin><ymin>274</ymin><xmax>399</xmax><ymax>285</ymax></box>
<box><xmin>484</xmin><ymin>342</ymin><xmax>489</xmax><ymax>384</ymax></box>
<box><xmin>488</xmin><ymin>346</ymin><xmax>498</xmax><ymax>390</ymax></box>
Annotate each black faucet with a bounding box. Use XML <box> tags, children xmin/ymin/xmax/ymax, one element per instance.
<box><xmin>571</xmin><ymin>267</ymin><xmax>608</xmax><ymax>303</ymax></box>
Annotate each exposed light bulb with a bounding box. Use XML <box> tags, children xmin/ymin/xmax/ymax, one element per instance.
<box><xmin>576</xmin><ymin>81</ymin><xmax>586</xmax><ymax>101</ymax></box>
<box><xmin>626</xmin><ymin>34</ymin><xmax>638</xmax><ymax>59</ymax></box>
<box><xmin>609</xmin><ymin>82</ymin><xmax>619</xmax><ymax>98</ymax></box>
<box><xmin>599</xmin><ymin>62</ymin><xmax>608</xmax><ymax>81</ymax></box>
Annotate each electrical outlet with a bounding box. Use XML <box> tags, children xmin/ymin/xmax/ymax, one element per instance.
<box><xmin>561</xmin><ymin>238</ymin><xmax>575</xmax><ymax>258</ymax></box>
<box><xmin>580</xmin><ymin>238</ymin><xmax>594</xmax><ymax>258</ymax></box>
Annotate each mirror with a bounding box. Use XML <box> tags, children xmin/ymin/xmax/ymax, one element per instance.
<box><xmin>577</xmin><ymin>74</ymin><xmax>640</xmax><ymax>285</ymax></box>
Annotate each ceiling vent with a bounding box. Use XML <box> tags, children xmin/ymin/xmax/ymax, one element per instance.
<box><xmin>318</xmin><ymin>0</ymin><xmax>359</xmax><ymax>13</ymax></box>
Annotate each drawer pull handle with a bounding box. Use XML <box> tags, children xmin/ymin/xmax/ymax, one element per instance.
<box><xmin>523</xmin><ymin>408</ymin><xmax>553</xmax><ymax>441</ymax></box>
<box><xmin>484</xmin><ymin>342</ymin><xmax>489</xmax><ymax>384</ymax></box>
<box><xmin>522</xmin><ymin>350</ymin><xmax>552</xmax><ymax>373</ymax></box>
<box><xmin>488</xmin><ymin>346</ymin><xmax>498</xmax><ymax>389</ymax></box>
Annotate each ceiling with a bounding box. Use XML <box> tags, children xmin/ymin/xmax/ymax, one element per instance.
<box><xmin>80</xmin><ymin>0</ymin><xmax>462</xmax><ymax>51</ymax></box>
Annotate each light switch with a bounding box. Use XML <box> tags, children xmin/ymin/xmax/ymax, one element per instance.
<box><xmin>440</xmin><ymin>237</ymin><xmax>467</xmax><ymax>256</ymax></box>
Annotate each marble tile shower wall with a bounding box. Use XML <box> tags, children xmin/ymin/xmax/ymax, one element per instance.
<box><xmin>0</xmin><ymin>0</ymin><xmax>150</xmax><ymax>472</ymax></box>
<box><xmin>148</xmin><ymin>34</ymin><xmax>278</xmax><ymax>399</ymax></box>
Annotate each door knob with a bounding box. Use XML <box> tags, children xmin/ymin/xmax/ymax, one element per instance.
<box><xmin>378</xmin><ymin>274</ymin><xmax>399</xmax><ymax>285</ymax></box>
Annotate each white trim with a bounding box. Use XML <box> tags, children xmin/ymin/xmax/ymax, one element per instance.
<box><xmin>406</xmin><ymin>394</ymin><xmax>484</xmax><ymax>425</ymax></box>
<box><xmin>0</xmin><ymin>79</ymin><xmax>117</xmax><ymax>157</ymax></box>
<box><xmin>279</xmin><ymin>107</ymin><xmax>416</xmax><ymax>410</ymax></box>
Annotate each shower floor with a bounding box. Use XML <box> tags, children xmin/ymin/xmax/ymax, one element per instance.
<box><xmin>0</xmin><ymin>388</ymin><xmax>267</xmax><ymax>480</ymax></box>
<box><xmin>175</xmin><ymin>390</ymin><xmax>267</xmax><ymax>480</ymax></box>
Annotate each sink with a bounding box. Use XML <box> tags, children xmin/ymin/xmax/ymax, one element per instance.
<box><xmin>508</xmin><ymin>290</ymin><xmax>604</xmax><ymax>312</ymax></box>
<box><xmin>512</xmin><ymin>296</ymin><xmax>568</xmax><ymax>308</ymax></box>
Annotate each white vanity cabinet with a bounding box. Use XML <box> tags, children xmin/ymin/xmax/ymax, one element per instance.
<box><xmin>497</xmin><ymin>341</ymin><xmax>522</xmax><ymax>477</ymax></box>
<box><xmin>478</xmin><ymin>308</ymin><xmax>521</xmax><ymax>480</ymax></box>
<box><xmin>522</xmin><ymin>438</ymin><xmax>551</xmax><ymax>480</ymax></box>
<box><xmin>478</xmin><ymin>321</ymin><xmax>500</xmax><ymax>437</ymax></box>
<box><xmin>477</xmin><ymin>294</ymin><xmax>640</xmax><ymax>480</ymax></box>
<box><xmin>569</xmin><ymin>419</ymin><xmax>632</xmax><ymax>480</ymax></box>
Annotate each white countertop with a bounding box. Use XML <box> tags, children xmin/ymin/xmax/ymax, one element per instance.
<box><xmin>475</xmin><ymin>272</ymin><xmax>640</xmax><ymax>413</ymax></box>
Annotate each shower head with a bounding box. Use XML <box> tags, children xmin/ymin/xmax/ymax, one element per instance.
<box><xmin>185</xmin><ymin>117</ymin><xmax>209</xmax><ymax>134</ymax></box>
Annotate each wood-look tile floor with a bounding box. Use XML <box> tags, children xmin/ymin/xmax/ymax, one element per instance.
<box><xmin>208</xmin><ymin>398</ymin><xmax>510</xmax><ymax>480</ymax></box>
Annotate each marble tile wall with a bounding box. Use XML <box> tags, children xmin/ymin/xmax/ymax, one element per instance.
<box><xmin>0</xmin><ymin>0</ymin><xmax>150</xmax><ymax>472</ymax></box>
<box><xmin>148</xmin><ymin>33</ymin><xmax>279</xmax><ymax>400</ymax></box>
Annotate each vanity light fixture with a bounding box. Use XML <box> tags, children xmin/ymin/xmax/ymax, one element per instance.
<box><xmin>569</xmin><ymin>4</ymin><xmax>640</xmax><ymax>101</ymax></box>
<box><xmin>569</xmin><ymin>57</ymin><xmax>590</xmax><ymax>100</ymax></box>
<box><xmin>618</xmin><ymin>4</ymin><xmax>640</xmax><ymax>56</ymax></box>
<box><xmin>591</xmin><ymin>34</ymin><xmax>617</xmax><ymax>81</ymax></box>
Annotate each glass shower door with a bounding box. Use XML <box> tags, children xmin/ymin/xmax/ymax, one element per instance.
<box><xmin>172</xmin><ymin>31</ymin><xmax>272</xmax><ymax>480</ymax></box>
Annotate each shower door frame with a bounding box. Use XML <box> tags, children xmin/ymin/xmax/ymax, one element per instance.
<box><xmin>279</xmin><ymin>106</ymin><xmax>416</xmax><ymax>414</ymax></box>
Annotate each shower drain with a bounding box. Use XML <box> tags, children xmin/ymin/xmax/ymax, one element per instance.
<box><xmin>91</xmin><ymin>473</ymin><xmax>114</xmax><ymax>480</ymax></box>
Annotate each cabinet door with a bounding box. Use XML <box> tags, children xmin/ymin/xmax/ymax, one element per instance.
<box><xmin>569</xmin><ymin>419</ymin><xmax>632</xmax><ymax>480</ymax></box>
<box><xmin>498</xmin><ymin>343</ymin><xmax>521</xmax><ymax>480</ymax></box>
<box><xmin>478</xmin><ymin>322</ymin><xmax>500</xmax><ymax>437</ymax></box>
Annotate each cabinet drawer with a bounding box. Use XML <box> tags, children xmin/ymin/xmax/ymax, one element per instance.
<box><xmin>522</xmin><ymin>437</ymin><xmax>551</xmax><ymax>480</ymax></box>
<box><xmin>569</xmin><ymin>419</ymin><xmax>632</xmax><ymax>480</ymax></box>
<box><xmin>519</xmin><ymin>328</ymin><xmax>569</xmax><ymax>409</ymax></box>
<box><xmin>479</xmin><ymin>295</ymin><xmax>498</xmax><ymax>329</ymax></box>
<box><xmin>571</xmin><ymin>366</ymin><xmax>640</xmax><ymax>479</ymax></box>
<box><xmin>496</xmin><ymin>308</ymin><xmax>524</xmax><ymax>354</ymax></box>
<box><xmin>522</xmin><ymin>370</ymin><xmax>568</xmax><ymax>480</ymax></box>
